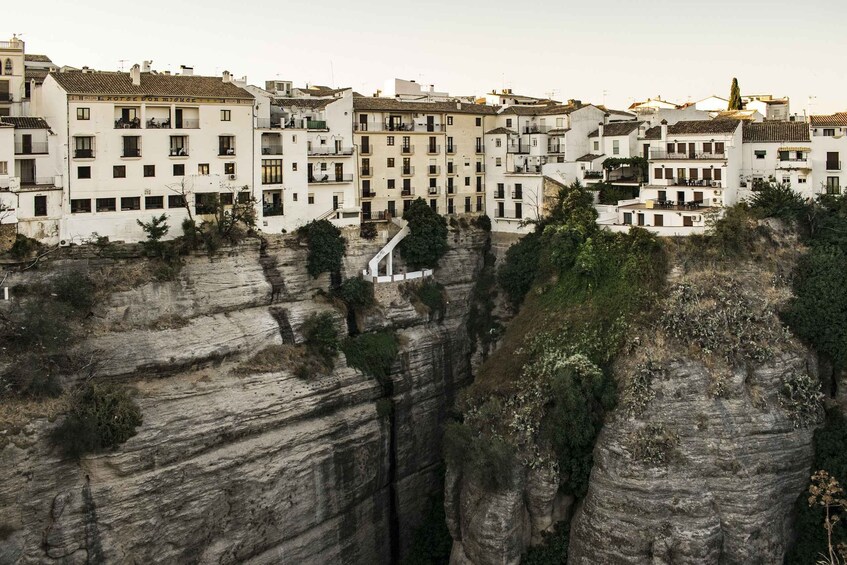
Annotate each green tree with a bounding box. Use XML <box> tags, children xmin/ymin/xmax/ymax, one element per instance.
<box><xmin>399</xmin><ymin>198</ymin><xmax>449</xmax><ymax>269</ymax></box>
<box><xmin>299</xmin><ymin>219</ymin><xmax>346</xmax><ymax>278</ymax></box>
<box><xmin>497</xmin><ymin>231</ymin><xmax>541</xmax><ymax>308</ymax></box>
<box><xmin>137</xmin><ymin>214</ymin><xmax>170</xmax><ymax>258</ymax></box>
<box><xmin>728</xmin><ymin>77</ymin><xmax>742</xmax><ymax>110</ymax></box>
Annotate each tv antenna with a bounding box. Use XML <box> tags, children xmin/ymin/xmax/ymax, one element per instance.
<box><xmin>118</xmin><ymin>59</ymin><xmax>128</xmax><ymax>72</ymax></box>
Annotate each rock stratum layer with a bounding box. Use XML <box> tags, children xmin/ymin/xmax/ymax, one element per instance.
<box><xmin>0</xmin><ymin>225</ymin><xmax>486</xmax><ymax>564</ymax></box>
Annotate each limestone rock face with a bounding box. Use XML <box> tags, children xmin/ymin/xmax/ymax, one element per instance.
<box><xmin>568</xmin><ymin>353</ymin><xmax>816</xmax><ymax>564</ymax></box>
<box><xmin>0</xmin><ymin>226</ymin><xmax>486</xmax><ymax>564</ymax></box>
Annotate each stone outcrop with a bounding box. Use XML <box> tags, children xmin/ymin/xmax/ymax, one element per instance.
<box><xmin>0</xmin><ymin>225</ymin><xmax>487</xmax><ymax>564</ymax></box>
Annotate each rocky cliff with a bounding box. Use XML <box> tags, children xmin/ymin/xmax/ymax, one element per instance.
<box><xmin>0</xmin><ymin>224</ymin><xmax>487</xmax><ymax>564</ymax></box>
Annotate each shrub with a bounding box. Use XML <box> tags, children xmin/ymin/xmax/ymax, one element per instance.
<box><xmin>399</xmin><ymin>198</ymin><xmax>449</xmax><ymax>269</ymax></box>
<box><xmin>137</xmin><ymin>214</ymin><xmax>170</xmax><ymax>258</ymax></box>
<box><xmin>9</xmin><ymin>234</ymin><xmax>41</xmax><ymax>260</ymax></box>
<box><xmin>1</xmin><ymin>356</ymin><xmax>63</xmax><ymax>398</ymax></box>
<box><xmin>301</xmin><ymin>312</ymin><xmax>339</xmax><ymax>369</ymax></box>
<box><xmin>341</xmin><ymin>331</ymin><xmax>398</xmax><ymax>384</ymax></box>
<box><xmin>443</xmin><ymin>421</ymin><xmax>516</xmax><ymax>492</ymax></box>
<box><xmin>359</xmin><ymin>222</ymin><xmax>377</xmax><ymax>240</ymax></box>
<box><xmin>409</xmin><ymin>281</ymin><xmax>446</xmax><ymax>322</ymax></box>
<box><xmin>498</xmin><ymin>231</ymin><xmax>541</xmax><ymax>308</ymax></box>
<box><xmin>472</xmin><ymin>214</ymin><xmax>492</xmax><ymax>232</ymax></box>
<box><xmin>779</xmin><ymin>371</ymin><xmax>824</xmax><ymax>428</ymax></box>
<box><xmin>335</xmin><ymin>277</ymin><xmax>375</xmax><ymax>311</ymax></box>
<box><xmin>51</xmin><ymin>382</ymin><xmax>142</xmax><ymax>459</ymax></box>
<box><xmin>597</xmin><ymin>183</ymin><xmax>636</xmax><ymax>205</ymax></box>
<box><xmin>51</xmin><ymin>270</ymin><xmax>96</xmax><ymax>314</ymax></box>
<box><xmin>748</xmin><ymin>182</ymin><xmax>807</xmax><ymax>224</ymax></box>
<box><xmin>622</xmin><ymin>361</ymin><xmax>663</xmax><ymax>418</ymax></box>
<box><xmin>3</xmin><ymin>300</ymin><xmax>75</xmax><ymax>353</ymax></box>
<box><xmin>705</xmin><ymin>205</ymin><xmax>760</xmax><ymax>257</ymax></box>
<box><xmin>299</xmin><ymin>219</ymin><xmax>346</xmax><ymax>278</ymax></box>
<box><xmin>630</xmin><ymin>423</ymin><xmax>679</xmax><ymax>466</ymax></box>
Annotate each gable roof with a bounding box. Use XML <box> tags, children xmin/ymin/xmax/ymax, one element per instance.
<box><xmin>742</xmin><ymin>122</ymin><xmax>810</xmax><ymax>143</ymax></box>
<box><xmin>274</xmin><ymin>97</ymin><xmax>335</xmax><ymax>110</ymax></box>
<box><xmin>25</xmin><ymin>54</ymin><xmax>54</xmax><ymax>64</ymax></box>
<box><xmin>576</xmin><ymin>153</ymin><xmax>604</xmax><ymax>162</ymax></box>
<box><xmin>485</xmin><ymin>127</ymin><xmax>517</xmax><ymax>135</ymax></box>
<box><xmin>499</xmin><ymin>103</ymin><xmax>590</xmax><ymax>116</ymax></box>
<box><xmin>667</xmin><ymin>119</ymin><xmax>740</xmax><ymax>135</ymax></box>
<box><xmin>588</xmin><ymin>121</ymin><xmax>644</xmax><ymax>138</ymax></box>
<box><xmin>643</xmin><ymin>126</ymin><xmax>662</xmax><ymax>140</ymax></box>
<box><xmin>810</xmin><ymin>112</ymin><xmax>847</xmax><ymax>127</ymax></box>
<box><xmin>352</xmin><ymin>96</ymin><xmax>498</xmax><ymax>115</ymax></box>
<box><xmin>49</xmin><ymin>71</ymin><xmax>253</xmax><ymax>99</ymax></box>
<box><xmin>0</xmin><ymin>117</ymin><xmax>51</xmax><ymax>129</ymax></box>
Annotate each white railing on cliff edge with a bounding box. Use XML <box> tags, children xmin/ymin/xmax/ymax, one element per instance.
<box><xmin>362</xmin><ymin>217</ymin><xmax>434</xmax><ymax>283</ymax></box>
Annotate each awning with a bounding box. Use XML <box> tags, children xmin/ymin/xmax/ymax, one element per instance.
<box><xmin>778</xmin><ymin>146</ymin><xmax>810</xmax><ymax>152</ymax></box>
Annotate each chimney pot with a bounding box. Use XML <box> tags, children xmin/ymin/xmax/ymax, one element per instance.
<box><xmin>222</xmin><ymin>70</ymin><xmax>231</xmax><ymax>83</ymax></box>
<box><xmin>130</xmin><ymin>64</ymin><xmax>141</xmax><ymax>86</ymax></box>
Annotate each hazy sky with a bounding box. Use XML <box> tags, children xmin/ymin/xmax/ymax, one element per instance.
<box><xmin>6</xmin><ymin>0</ymin><xmax>847</xmax><ymax>114</ymax></box>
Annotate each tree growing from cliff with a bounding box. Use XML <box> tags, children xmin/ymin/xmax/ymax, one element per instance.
<box><xmin>728</xmin><ymin>78</ymin><xmax>742</xmax><ymax>110</ymax></box>
<box><xmin>299</xmin><ymin>219</ymin><xmax>346</xmax><ymax>278</ymax></box>
<box><xmin>399</xmin><ymin>198</ymin><xmax>448</xmax><ymax>270</ymax></box>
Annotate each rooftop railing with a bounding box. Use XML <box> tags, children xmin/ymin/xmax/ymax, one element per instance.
<box><xmin>649</xmin><ymin>150</ymin><xmax>726</xmax><ymax>160</ymax></box>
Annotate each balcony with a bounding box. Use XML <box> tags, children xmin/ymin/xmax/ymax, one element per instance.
<box><xmin>263</xmin><ymin>205</ymin><xmax>283</xmax><ymax>217</ymax></box>
<box><xmin>494</xmin><ymin>190</ymin><xmax>505</xmax><ymax>199</ymax></box>
<box><xmin>826</xmin><ymin>161</ymin><xmax>842</xmax><ymax>171</ymax></box>
<box><xmin>169</xmin><ymin>148</ymin><xmax>189</xmax><ymax>157</ymax></box>
<box><xmin>362</xmin><ymin>190</ymin><xmax>376</xmax><ymax>198</ymax></box>
<box><xmin>446</xmin><ymin>145</ymin><xmax>456</xmax><ymax>154</ymax></box>
<box><xmin>218</xmin><ymin>148</ymin><xmax>236</xmax><ymax>156</ymax></box>
<box><xmin>256</xmin><ymin>118</ymin><xmax>284</xmax><ymax>129</ymax></box>
<box><xmin>176</xmin><ymin>119</ymin><xmax>200</xmax><ymax>129</ymax></box>
<box><xmin>428</xmin><ymin>186</ymin><xmax>440</xmax><ymax>195</ymax></box>
<box><xmin>15</xmin><ymin>142</ymin><xmax>49</xmax><ymax>155</ymax></box>
<box><xmin>511</xmin><ymin>165</ymin><xmax>542</xmax><ymax>174</ymax></box>
<box><xmin>522</xmin><ymin>125</ymin><xmax>550</xmax><ymax>134</ymax></box>
<box><xmin>122</xmin><ymin>148</ymin><xmax>141</xmax><ymax>158</ymax></box>
<box><xmin>354</xmin><ymin>122</ymin><xmax>415</xmax><ymax>132</ymax></box>
<box><xmin>262</xmin><ymin>145</ymin><xmax>283</xmax><ymax>155</ymax></box>
<box><xmin>401</xmin><ymin>187</ymin><xmax>415</xmax><ymax>197</ymax></box>
<box><xmin>777</xmin><ymin>157</ymin><xmax>810</xmax><ymax>169</ymax></box>
<box><xmin>74</xmin><ymin>149</ymin><xmax>95</xmax><ymax>159</ymax></box>
<box><xmin>309</xmin><ymin>173</ymin><xmax>353</xmax><ymax>184</ymax></box>
<box><xmin>307</xmin><ymin>120</ymin><xmax>327</xmax><ymax>130</ymax></box>
<box><xmin>649</xmin><ymin>150</ymin><xmax>726</xmax><ymax>160</ymax></box>
<box><xmin>360</xmin><ymin>167</ymin><xmax>372</xmax><ymax>177</ymax></box>
<box><xmin>654</xmin><ymin>178</ymin><xmax>723</xmax><ymax>188</ymax></box>
<box><xmin>21</xmin><ymin>176</ymin><xmax>56</xmax><ymax>187</ymax></box>
<box><xmin>401</xmin><ymin>146</ymin><xmax>414</xmax><ymax>155</ymax></box>
<box><xmin>428</xmin><ymin>165</ymin><xmax>441</xmax><ymax>175</ymax></box>
<box><xmin>427</xmin><ymin>145</ymin><xmax>440</xmax><ymax>155</ymax></box>
<box><xmin>476</xmin><ymin>164</ymin><xmax>485</xmax><ymax>173</ymax></box>
<box><xmin>308</xmin><ymin>147</ymin><xmax>354</xmax><ymax>156</ymax></box>
<box><xmin>507</xmin><ymin>144</ymin><xmax>530</xmax><ymax>154</ymax></box>
<box><xmin>548</xmin><ymin>145</ymin><xmax>564</xmax><ymax>154</ymax></box>
<box><xmin>512</xmin><ymin>190</ymin><xmax>523</xmax><ymax>199</ymax></box>
<box><xmin>145</xmin><ymin>118</ymin><xmax>171</xmax><ymax>129</ymax></box>
<box><xmin>401</xmin><ymin>166</ymin><xmax>415</xmax><ymax>176</ymax></box>
<box><xmin>475</xmin><ymin>145</ymin><xmax>484</xmax><ymax>154</ymax></box>
<box><xmin>583</xmin><ymin>171</ymin><xmax>604</xmax><ymax>179</ymax></box>
<box><xmin>115</xmin><ymin>119</ymin><xmax>142</xmax><ymax>129</ymax></box>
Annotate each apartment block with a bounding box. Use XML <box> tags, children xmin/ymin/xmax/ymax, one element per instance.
<box><xmin>809</xmin><ymin>112</ymin><xmax>847</xmax><ymax>197</ymax></box>
<box><xmin>740</xmin><ymin>122</ymin><xmax>813</xmax><ymax>198</ymax></box>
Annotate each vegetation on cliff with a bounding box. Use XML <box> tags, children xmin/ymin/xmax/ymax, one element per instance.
<box><xmin>399</xmin><ymin>198</ymin><xmax>449</xmax><ymax>269</ymax></box>
<box><xmin>299</xmin><ymin>219</ymin><xmax>346</xmax><ymax>278</ymax></box>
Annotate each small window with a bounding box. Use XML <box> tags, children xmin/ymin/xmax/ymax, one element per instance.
<box><xmin>238</xmin><ymin>191</ymin><xmax>250</xmax><ymax>203</ymax></box>
<box><xmin>96</xmin><ymin>198</ymin><xmax>117</xmax><ymax>212</ymax></box>
<box><xmin>387</xmin><ymin>136</ymin><xmax>395</xmax><ymax>146</ymax></box>
<box><xmin>475</xmin><ymin>117</ymin><xmax>482</xmax><ymax>126</ymax></box>
<box><xmin>219</xmin><ymin>192</ymin><xmax>234</xmax><ymax>206</ymax></box>
<box><xmin>76</xmin><ymin>107</ymin><xmax>90</xmax><ymax>120</ymax></box>
<box><xmin>613</xmin><ymin>140</ymin><xmax>620</xmax><ymax>155</ymax></box>
<box><xmin>77</xmin><ymin>166</ymin><xmax>91</xmax><ymax>179</ymax></box>
<box><xmin>654</xmin><ymin>214</ymin><xmax>664</xmax><ymax>227</ymax></box>
<box><xmin>593</xmin><ymin>141</ymin><xmax>599</xmax><ymax>151</ymax></box>
<box><xmin>293</xmin><ymin>193</ymin><xmax>298</xmax><ymax>202</ymax></box>
<box><xmin>292</xmin><ymin>162</ymin><xmax>298</xmax><ymax>171</ymax></box>
<box><xmin>495</xmin><ymin>139</ymin><xmax>502</xmax><ymax>148</ymax></box>
<box><xmin>388</xmin><ymin>179</ymin><xmax>395</xmax><ymax>189</ymax></box>
<box><xmin>824</xmin><ymin>129</ymin><xmax>836</xmax><ymax>137</ymax></box>
<box><xmin>0</xmin><ymin>162</ymin><xmax>5</xmax><ymax>175</ymax></box>
<box><xmin>496</xmin><ymin>157</ymin><xmax>502</xmax><ymax>167</ymax></box>
<box><xmin>387</xmin><ymin>158</ymin><xmax>395</xmax><ymax>167</ymax></box>
<box><xmin>173</xmin><ymin>164</ymin><xmax>185</xmax><ymax>176</ymax></box>
<box><xmin>34</xmin><ymin>195</ymin><xmax>47</xmax><ymax>217</ymax></box>
<box><xmin>198</xmin><ymin>163</ymin><xmax>210</xmax><ymax>175</ymax></box>
<box><xmin>506</xmin><ymin>119</ymin><xmax>512</xmax><ymax>128</ymax></box>
<box><xmin>144</xmin><ymin>165</ymin><xmax>155</xmax><ymax>177</ymax></box>
<box><xmin>447</xmin><ymin>116</ymin><xmax>453</xmax><ymax>125</ymax></box>
<box><xmin>221</xmin><ymin>109</ymin><xmax>231</xmax><ymax>121</ymax></box>
<box><xmin>308</xmin><ymin>193</ymin><xmax>315</xmax><ymax>204</ymax></box>
<box><xmin>224</xmin><ymin>162</ymin><xmax>236</xmax><ymax>175</ymax></box>
<box><xmin>113</xmin><ymin>165</ymin><xmax>126</xmax><ymax>178</ymax></box>
<box><xmin>145</xmin><ymin>196</ymin><xmax>164</xmax><ymax>209</ymax></box>
<box><xmin>798</xmin><ymin>177</ymin><xmax>807</xmax><ymax>184</ymax></box>
<box><xmin>121</xmin><ymin>197</ymin><xmax>141</xmax><ymax>211</ymax></box>
<box><xmin>71</xmin><ymin>199</ymin><xmax>92</xmax><ymax>213</ymax></box>
<box><xmin>754</xmin><ymin>150</ymin><xmax>766</xmax><ymax>159</ymax></box>
<box><xmin>168</xmin><ymin>195</ymin><xmax>186</xmax><ymax>208</ymax></box>
<box><xmin>464</xmin><ymin>177</ymin><xmax>470</xmax><ymax>186</ymax></box>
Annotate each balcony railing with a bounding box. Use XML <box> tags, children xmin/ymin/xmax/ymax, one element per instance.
<box><xmin>169</xmin><ymin>148</ymin><xmax>189</xmax><ymax>157</ymax></box>
<box><xmin>176</xmin><ymin>119</ymin><xmax>200</xmax><ymax>129</ymax></box>
<box><xmin>309</xmin><ymin>174</ymin><xmax>353</xmax><ymax>184</ymax></box>
<box><xmin>15</xmin><ymin>142</ymin><xmax>49</xmax><ymax>155</ymax></box>
<box><xmin>21</xmin><ymin>176</ymin><xmax>56</xmax><ymax>186</ymax></box>
<box><xmin>511</xmin><ymin>165</ymin><xmax>542</xmax><ymax>174</ymax></box>
<box><xmin>507</xmin><ymin>144</ymin><xmax>530</xmax><ymax>154</ymax></box>
<box><xmin>401</xmin><ymin>187</ymin><xmax>415</xmax><ymax>197</ymax></box>
<box><xmin>401</xmin><ymin>166</ymin><xmax>415</xmax><ymax>176</ymax></box>
<box><xmin>512</xmin><ymin>190</ymin><xmax>523</xmax><ymax>199</ymax></box>
<box><xmin>583</xmin><ymin>171</ymin><xmax>604</xmax><ymax>179</ymax></box>
<box><xmin>428</xmin><ymin>165</ymin><xmax>441</xmax><ymax>175</ymax></box>
<box><xmin>263</xmin><ymin>205</ymin><xmax>284</xmax><ymax>217</ymax></box>
<box><xmin>428</xmin><ymin>186</ymin><xmax>440</xmax><ymax>195</ymax></box>
<box><xmin>826</xmin><ymin>161</ymin><xmax>842</xmax><ymax>171</ymax></box>
<box><xmin>427</xmin><ymin>145</ymin><xmax>440</xmax><ymax>155</ymax></box>
<box><xmin>447</xmin><ymin>165</ymin><xmax>457</xmax><ymax>175</ymax></box>
<box><xmin>475</xmin><ymin>145</ymin><xmax>484</xmax><ymax>154</ymax></box>
<box><xmin>307</xmin><ymin>120</ymin><xmax>327</xmax><ymax>130</ymax></box>
<box><xmin>446</xmin><ymin>145</ymin><xmax>456</xmax><ymax>154</ymax></box>
<box><xmin>360</xmin><ymin>167</ymin><xmax>372</xmax><ymax>176</ymax></box>
<box><xmin>146</xmin><ymin>118</ymin><xmax>171</xmax><ymax>129</ymax></box>
<box><xmin>308</xmin><ymin>147</ymin><xmax>354</xmax><ymax>156</ymax></box>
<box><xmin>261</xmin><ymin>145</ymin><xmax>283</xmax><ymax>155</ymax></box>
<box><xmin>74</xmin><ymin>149</ymin><xmax>94</xmax><ymax>159</ymax></box>
<box><xmin>362</xmin><ymin>190</ymin><xmax>376</xmax><ymax>198</ymax></box>
<box><xmin>522</xmin><ymin>125</ymin><xmax>550</xmax><ymax>134</ymax></box>
<box><xmin>218</xmin><ymin>148</ymin><xmax>236</xmax><ymax>156</ymax></box>
<box><xmin>256</xmin><ymin>118</ymin><xmax>284</xmax><ymax>129</ymax></box>
<box><xmin>494</xmin><ymin>191</ymin><xmax>505</xmax><ymax>199</ymax></box>
<box><xmin>654</xmin><ymin>178</ymin><xmax>723</xmax><ymax>188</ymax></box>
<box><xmin>476</xmin><ymin>164</ymin><xmax>485</xmax><ymax>173</ymax></box>
<box><xmin>548</xmin><ymin>145</ymin><xmax>564</xmax><ymax>154</ymax></box>
<box><xmin>401</xmin><ymin>146</ymin><xmax>414</xmax><ymax>155</ymax></box>
<box><xmin>122</xmin><ymin>148</ymin><xmax>141</xmax><ymax>158</ymax></box>
<box><xmin>115</xmin><ymin>119</ymin><xmax>142</xmax><ymax>129</ymax></box>
<box><xmin>649</xmin><ymin>150</ymin><xmax>726</xmax><ymax>160</ymax></box>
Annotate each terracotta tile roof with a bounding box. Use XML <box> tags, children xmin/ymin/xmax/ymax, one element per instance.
<box><xmin>547</xmin><ymin>128</ymin><xmax>570</xmax><ymax>135</ymax></box>
<box><xmin>742</xmin><ymin>122</ymin><xmax>810</xmax><ymax>143</ymax></box>
<box><xmin>499</xmin><ymin>103</ymin><xmax>587</xmax><ymax>116</ymax></box>
<box><xmin>667</xmin><ymin>119</ymin><xmax>740</xmax><ymax>135</ymax></box>
<box><xmin>25</xmin><ymin>54</ymin><xmax>54</xmax><ymax>64</ymax></box>
<box><xmin>352</xmin><ymin>96</ymin><xmax>498</xmax><ymax>115</ymax></box>
<box><xmin>810</xmin><ymin>112</ymin><xmax>847</xmax><ymax>127</ymax></box>
<box><xmin>587</xmin><ymin>121</ymin><xmax>643</xmax><ymax>138</ymax></box>
<box><xmin>0</xmin><ymin>117</ymin><xmax>51</xmax><ymax>129</ymax></box>
<box><xmin>576</xmin><ymin>153</ymin><xmax>604</xmax><ymax>162</ymax></box>
<box><xmin>485</xmin><ymin>127</ymin><xmax>517</xmax><ymax>135</ymax></box>
<box><xmin>643</xmin><ymin>126</ymin><xmax>662</xmax><ymax>140</ymax></box>
<box><xmin>274</xmin><ymin>97</ymin><xmax>335</xmax><ymax>110</ymax></box>
<box><xmin>0</xmin><ymin>122</ymin><xmax>13</xmax><ymax>128</ymax></box>
<box><xmin>49</xmin><ymin>71</ymin><xmax>253</xmax><ymax>99</ymax></box>
<box><xmin>296</xmin><ymin>86</ymin><xmax>350</xmax><ymax>97</ymax></box>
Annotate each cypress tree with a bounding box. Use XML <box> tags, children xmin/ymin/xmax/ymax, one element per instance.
<box><xmin>728</xmin><ymin>78</ymin><xmax>742</xmax><ymax>110</ymax></box>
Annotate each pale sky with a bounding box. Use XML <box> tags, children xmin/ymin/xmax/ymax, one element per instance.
<box><xmin>6</xmin><ymin>0</ymin><xmax>847</xmax><ymax>114</ymax></box>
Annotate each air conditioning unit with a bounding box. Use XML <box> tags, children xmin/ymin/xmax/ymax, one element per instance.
<box><xmin>59</xmin><ymin>239</ymin><xmax>70</xmax><ymax>247</ymax></box>
<box><xmin>228</xmin><ymin>174</ymin><xmax>237</xmax><ymax>181</ymax></box>
<box><xmin>715</xmin><ymin>190</ymin><xmax>722</xmax><ymax>196</ymax></box>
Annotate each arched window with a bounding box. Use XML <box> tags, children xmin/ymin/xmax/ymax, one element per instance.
<box><xmin>3</xmin><ymin>59</ymin><xmax>11</xmax><ymax>75</ymax></box>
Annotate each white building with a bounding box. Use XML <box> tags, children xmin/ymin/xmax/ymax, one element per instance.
<box><xmin>695</xmin><ymin>95</ymin><xmax>729</xmax><ymax>113</ymax></box>
<box><xmin>809</xmin><ymin>112</ymin><xmax>847</xmax><ymax>196</ymax></box>
<box><xmin>740</xmin><ymin>121</ymin><xmax>813</xmax><ymax>199</ymax></box>
<box><xmin>40</xmin><ymin>65</ymin><xmax>256</xmax><ymax>243</ymax></box>
<box><xmin>743</xmin><ymin>94</ymin><xmax>790</xmax><ymax>121</ymax></box>
<box><xmin>0</xmin><ymin>36</ymin><xmax>26</xmax><ymax>117</ymax></box>
<box><xmin>382</xmin><ymin>78</ymin><xmax>452</xmax><ymax>102</ymax></box>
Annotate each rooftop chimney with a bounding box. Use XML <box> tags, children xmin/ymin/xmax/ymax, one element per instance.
<box><xmin>222</xmin><ymin>70</ymin><xmax>231</xmax><ymax>83</ymax></box>
<box><xmin>660</xmin><ymin>119</ymin><xmax>668</xmax><ymax>141</ymax></box>
<box><xmin>180</xmin><ymin>65</ymin><xmax>194</xmax><ymax>76</ymax></box>
<box><xmin>142</xmin><ymin>60</ymin><xmax>152</xmax><ymax>73</ymax></box>
<box><xmin>598</xmin><ymin>121</ymin><xmax>604</xmax><ymax>140</ymax></box>
<box><xmin>130</xmin><ymin>64</ymin><xmax>141</xmax><ymax>86</ymax></box>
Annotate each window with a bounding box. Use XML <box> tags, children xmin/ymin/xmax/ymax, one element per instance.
<box><xmin>113</xmin><ymin>165</ymin><xmax>126</xmax><ymax>178</ymax></box>
<box><xmin>593</xmin><ymin>141</ymin><xmax>599</xmax><ymax>151</ymax></box>
<box><xmin>506</xmin><ymin>119</ymin><xmax>512</xmax><ymax>128</ymax></box>
<box><xmin>219</xmin><ymin>192</ymin><xmax>234</xmax><ymax>206</ymax></box>
<box><xmin>612</xmin><ymin>140</ymin><xmax>620</xmax><ymax>155</ymax></box>
<box><xmin>465</xmin><ymin>197</ymin><xmax>471</xmax><ymax>213</ymax></box>
<box><xmin>798</xmin><ymin>177</ymin><xmax>807</xmax><ymax>184</ymax></box>
<box><xmin>238</xmin><ymin>191</ymin><xmax>250</xmax><ymax>204</ymax></box>
<box><xmin>654</xmin><ymin>167</ymin><xmax>662</xmax><ymax>181</ymax></box>
<box><xmin>71</xmin><ymin>199</ymin><xmax>91</xmax><ymax>213</ymax></box>
<box><xmin>34</xmin><ymin>195</ymin><xmax>47</xmax><ymax>217</ymax></box>
<box><xmin>495</xmin><ymin>139</ymin><xmax>502</xmax><ymax>148</ymax></box>
<box><xmin>623</xmin><ymin>212</ymin><xmax>632</xmax><ymax>225</ymax></box>
<box><xmin>96</xmin><ymin>198</ymin><xmax>117</xmax><ymax>212</ymax></box>
<box><xmin>387</xmin><ymin>136</ymin><xmax>394</xmax><ymax>146</ymax></box>
<box><xmin>198</xmin><ymin>163</ymin><xmax>210</xmax><ymax>175</ymax></box>
<box><xmin>754</xmin><ymin>150</ymin><xmax>766</xmax><ymax>159</ymax></box>
<box><xmin>664</xmin><ymin>168</ymin><xmax>673</xmax><ymax>180</ymax></box>
<box><xmin>77</xmin><ymin>166</ymin><xmax>91</xmax><ymax>179</ymax></box>
<box><xmin>703</xmin><ymin>142</ymin><xmax>712</xmax><ymax>154</ymax></box>
<box><xmin>476</xmin><ymin>195</ymin><xmax>483</xmax><ymax>212</ymax></box>
<box><xmin>4</xmin><ymin>59</ymin><xmax>11</xmax><ymax>75</ymax></box>
<box><xmin>173</xmin><ymin>164</ymin><xmax>185</xmax><ymax>176</ymax></box>
<box><xmin>496</xmin><ymin>157</ymin><xmax>502</xmax><ymax>167</ymax></box>
<box><xmin>293</xmin><ymin>193</ymin><xmax>298</xmax><ymax>202</ymax></box>
<box><xmin>76</xmin><ymin>107</ymin><xmax>90</xmax><ymax>120</ymax></box>
<box><xmin>168</xmin><ymin>195</ymin><xmax>186</xmax><ymax>208</ymax></box>
<box><xmin>714</xmin><ymin>169</ymin><xmax>722</xmax><ymax>180</ymax></box>
<box><xmin>714</xmin><ymin>142</ymin><xmax>725</xmax><ymax>154</ymax></box>
<box><xmin>387</xmin><ymin>158</ymin><xmax>395</xmax><ymax>168</ymax></box>
<box><xmin>475</xmin><ymin>117</ymin><xmax>482</xmax><ymax>126</ymax></box>
<box><xmin>122</xmin><ymin>136</ymin><xmax>140</xmax><ymax>157</ymax></box>
<box><xmin>824</xmin><ymin>129</ymin><xmax>836</xmax><ymax>137</ymax></box>
<box><xmin>144</xmin><ymin>165</ymin><xmax>155</xmax><ymax>177</ymax></box>
<box><xmin>654</xmin><ymin>214</ymin><xmax>664</xmax><ymax>227</ymax></box>
<box><xmin>121</xmin><ymin>197</ymin><xmax>141</xmax><ymax>211</ymax></box>
<box><xmin>224</xmin><ymin>162</ymin><xmax>236</xmax><ymax>175</ymax></box>
<box><xmin>170</xmin><ymin>136</ymin><xmax>188</xmax><ymax>156</ymax></box>
<box><xmin>74</xmin><ymin>136</ymin><xmax>93</xmax><ymax>158</ymax></box>
<box><xmin>292</xmin><ymin>162</ymin><xmax>298</xmax><ymax>171</ymax></box>
<box><xmin>308</xmin><ymin>193</ymin><xmax>315</xmax><ymax>204</ymax></box>
<box><xmin>221</xmin><ymin>109</ymin><xmax>231</xmax><ymax>121</ymax></box>
<box><xmin>515</xmin><ymin>203</ymin><xmax>522</xmax><ymax>218</ymax></box>
<box><xmin>388</xmin><ymin>179</ymin><xmax>395</xmax><ymax>189</ymax></box>
<box><xmin>827</xmin><ymin>152</ymin><xmax>840</xmax><ymax>170</ymax></box>
<box><xmin>447</xmin><ymin>116</ymin><xmax>453</xmax><ymax>125</ymax></box>
<box><xmin>0</xmin><ymin>161</ymin><xmax>6</xmax><ymax>175</ymax></box>
<box><xmin>262</xmin><ymin>159</ymin><xmax>283</xmax><ymax>184</ymax></box>
<box><xmin>218</xmin><ymin>136</ymin><xmax>235</xmax><ymax>156</ymax></box>
<box><xmin>145</xmin><ymin>196</ymin><xmax>164</xmax><ymax>209</ymax></box>
<box><xmin>827</xmin><ymin>177</ymin><xmax>841</xmax><ymax>194</ymax></box>
<box><xmin>464</xmin><ymin>176</ymin><xmax>470</xmax><ymax>186</ymax></box>
<box><xmin>195</xmin><ymin>193</ymin><xmax>218</xmax><ymax>214</ymax></box>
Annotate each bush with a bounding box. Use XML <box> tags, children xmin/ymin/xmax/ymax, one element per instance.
<box><xmin>705</xmin><ymin>205</ymin><xmax>760</xmax><ymax>257</ymax></box>
<box><xmin>3</xmin><ymin>300</ymin><xmax>75</xmax><ymax>353</ymax></box>
<box><xmin>137</xmin><ymin>214</ymin><xmax>170</xmax><ymax>258</ymax></box>
<box><xmin>498</xmin><ymin>231</ymin><xmax>541</xmax><ymax>308</ymax></box>
<box><xmin>335</xmin><ymin>277</ymin><xmax>375</xmax><ymax>311</ymax></box>
<box><xmin>399</xmin><ymin>198</ymin><xmax>449</xmax><ymax>269</ymax></box>
<box><xmin>472</xmin><ymin>214</ymin><xmax>492</xmax><ymax>232</ymax></box>
<box><xmin>51</xmin><ymin>270</ymin><xmax>96</xmax><ymax>314</ymax></box>
<box><xmin>409</xmin><ymin>281</ymin><xmax>446</xmax><ymax>322</ymax></box>
<box><xmin>9</xmin><ymin>234</ymin><xmax>41</xmax><ymax>260</ymax></box>
<box><xmin>299</xmin><ymin>219</ymin><xmax>346</xmax><ymax>278</ymax></box>
<box><xmin>443</xmin><ymin>421</ymin><xmax>516</xmax><ymax>492</ymax></box>
<box><xmin>630</xmin><ymin>423</ymin><xmax>679</xmax><ymax>466</ymax></box>
<box><xmin>748</xmin><ymin>182</ymin><xmax>807</xmax><ymax>224</ymax></box>
<box><xmin>301</xmin><ymin>312</ymin><xmax>339</xmax><ymax>369</ymax></box>
<box><xmin>359</xmin><ymin>222</ymin><xmax>377</xmax><ymax>240</ymax></box>
<box><xmin>779</xmin><ymin>371</ymin><xmax>824</xmax><ymax>428</ymax></box>
<box><xmin>51</xmin><ymin>382</ymin><xmax>142</xmax><ymax>459</ymax></box>
<box><xmin>341</xmin><ymin>331</ymin><xmax>398</xmax><ymax>384</ymax></box>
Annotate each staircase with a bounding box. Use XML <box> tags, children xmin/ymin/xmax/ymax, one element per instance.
<box><xmin>363</xmin><ymin>218</ymin><xmax>409</xmax><ymax>280</ymax></box>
